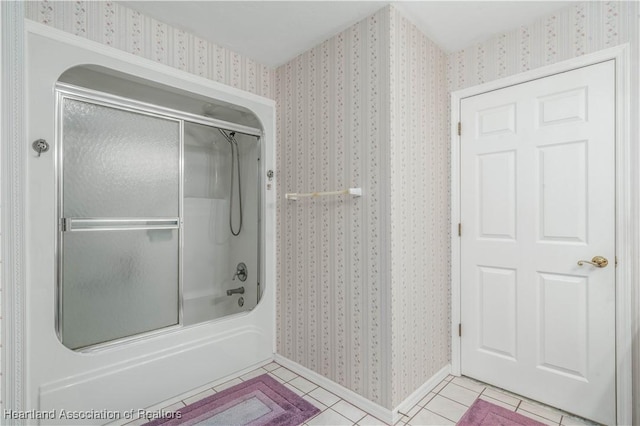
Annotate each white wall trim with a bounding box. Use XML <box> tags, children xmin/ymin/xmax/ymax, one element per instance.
<box><xmin>1</xmin><ymin>1</ymin><xmax>26</xmax><ymax>421</ymax></box>
<box><xmin>450</xmin><ymin>44</ymin><xmax>634</xmax><ymax>425</ymax></box>
<box><xmin>393</xmin><ymin>365</ymin><xmax>450</xmax><ymax>424</ymax></box>
<box><xmin>274</xmin><ymin>354</ymin><xmax>449</xmax><ymax>425</ymax></box>
<box><xmin>274</xmin><ymin>355</ymin><xmax>395</xmax><ymax>423</ymax></box>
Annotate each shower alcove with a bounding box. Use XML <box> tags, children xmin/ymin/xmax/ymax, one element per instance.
<box><xmin>25</xmin><ymin>24</ymin><xmax>275</xmax><ymax>424</ymax></box>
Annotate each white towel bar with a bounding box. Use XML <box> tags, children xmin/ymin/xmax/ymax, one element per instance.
<box><xmin>285</xmin><ymin>187</ymin><xmax>362</xmax><ymax>201</ymax></box>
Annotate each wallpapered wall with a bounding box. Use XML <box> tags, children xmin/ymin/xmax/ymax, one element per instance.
<box><xmin>275</xmin><ymin>7</ymin><xmax>393</xmax><ymax>406</ymax></box>
<box><xmin>275</xmin><ymin>6</ymin><xmax>451</xmax><ymax>408</ymax></box>
<box><xmin>388</xmin><ymin>7</ymin><xmax>450</xmax><ymax>407</ymax></box>
<box><xmin>25</xmin><ymin>1</ymin><xmax>274</xmax><ymax>99</ymax></box>
<box><xmin>448</xmin><ymin>1</ymin><xmax>639</xmax><ymax>91</ymax></box>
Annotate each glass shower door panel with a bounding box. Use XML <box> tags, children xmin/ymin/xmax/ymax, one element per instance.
<box><xmin>62</xmin><ymin>98</ymin><xmax>179</xmax><ymax>218</ymax></box>
<box><xmin>59</xmin><ymin>95</ymin><xmax>181</xmax><ymax>349</ymax></box>
<box><xmin>61</xmin><ymin>229</ymin><xmax>179</xmax><ymax>350</ymax></box>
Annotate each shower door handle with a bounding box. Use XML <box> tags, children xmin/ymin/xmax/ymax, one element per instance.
<box><xmin>61</xmin><ymin>217</ymin><xmax>180</xmax><ymax>232</ymax></box>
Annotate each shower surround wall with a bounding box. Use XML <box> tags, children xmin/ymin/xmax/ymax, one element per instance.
<box><xmin>275</xmin><ymin>6</ymin><xmax>450</xmax><ymax>409</ymax></box>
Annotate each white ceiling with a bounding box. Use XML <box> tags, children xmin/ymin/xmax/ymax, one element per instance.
<box><xmin>121</xmin><ymin>1</ymin><xmax>576</xmax><ymax>68</ymax></box>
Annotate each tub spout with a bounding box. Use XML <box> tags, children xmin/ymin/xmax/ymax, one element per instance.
<box><xmin>226</xmin><ymin>286</ymin><xmax>245</xmax><ymax>296</ymax></box>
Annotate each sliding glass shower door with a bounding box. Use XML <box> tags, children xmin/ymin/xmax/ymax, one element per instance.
<box><xmin>58</xmin><ymin>94</ymin><xmax>181</xmax><ymax>350</ymax></box>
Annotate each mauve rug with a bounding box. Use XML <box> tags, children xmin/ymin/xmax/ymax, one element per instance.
<box><xmin>457</xmin><ymin>399</ymin><xmax>547</xmax><ymax>426</ymax></box>
<box><xmin>144</xmin><ymin>374</ymin><xmax>320</xmax><ymax>426</ymax></box>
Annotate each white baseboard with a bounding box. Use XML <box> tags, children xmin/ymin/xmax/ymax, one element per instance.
<box><xmin>274</xmin><ymin>354</ymin><xmax>451</xmax><ymax>425</ymax></box>
<box><xmin>392</xmin><ymin>364</ymin><xmax>451</xmax><ymax>424</ymax></box>
<box><xmin>274</xmin><ymin>354</ymin><xmax>395</xmax><ymax>423</ymax></box>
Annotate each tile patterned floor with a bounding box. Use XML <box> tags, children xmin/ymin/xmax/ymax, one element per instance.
<box><xmin>113</xmin><ymin>362</ymin><xmax>597</xmax><ymax>426</ymax></box>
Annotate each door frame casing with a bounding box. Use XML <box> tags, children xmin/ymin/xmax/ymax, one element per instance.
<box><xmin>450</xmin><ymin>44</ymin><xmax>634</xmax><ymax>424</ymax></box>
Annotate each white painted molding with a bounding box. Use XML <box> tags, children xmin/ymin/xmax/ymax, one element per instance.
<box><xmin>450</xmin><ymin>108</ymin><xmax>461</xmax><ymax>377</ymax></box>
<box><xmin>450</xmin><ymin>44</ymin><xmax>634</xmax><ymax>425</ymax></box>
<box><xmin>275</xmin><ymin>354</ymin><xmax>450</xmax><ymax>425</ymax></box>
<box><xmin>274</xmin><ymin>354</ymin><xmax>395</xmax><ymax>424</ymax></box>
<box><xmin>393</xmin><ymin>364</ymin><xmax>450</xmax><ymax>424</ymax></box>
<box><xmin>1</xmin><ymin>1</ymin><xmax>26</xmax><ymax>421</ymax></box>
<box><xmin>634</xmin><ymin>16</ymin><xmax>640</xmax><ymax>426</ymax></box>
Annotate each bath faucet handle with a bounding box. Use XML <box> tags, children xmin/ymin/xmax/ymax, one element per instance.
<box><xmin>233</xmin><ymin>262</ymin><xmax>248</xmax><ymax>282</ymax></box>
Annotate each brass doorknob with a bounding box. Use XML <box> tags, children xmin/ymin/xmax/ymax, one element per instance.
<box><xmin>577</xmin><ymin>256</ymin><xmax>608</xmax><ymax>268</ymax></box>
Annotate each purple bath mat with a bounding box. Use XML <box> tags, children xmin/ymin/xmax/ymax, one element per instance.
<box><xmin>457</xmin><ymin>399</ymin><xmax>546</xmax><ymax>426</ymax></box>
<box><xmin>144</xmin><ymin>374</ymin><xmax>320</xmax><ymax>426</ymax></box>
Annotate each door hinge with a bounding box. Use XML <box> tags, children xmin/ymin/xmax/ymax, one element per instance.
<box><xmin>458</xmin><ymin>323</ymin><xmax>462</xmax><ymax>337</ymax></box>
<box><xmin>615</xmin><ymin>256</ymin><xmax>618</xmax><ymax>267</ymax></box>
<box><xmin>458</xmin><ymin>223</ymin><xmax>462</xmax><ymax>236</ymax></box>
<box><xmin>60</xmin><ymin>217</ymin><xmax>69</xmax><ymax>232</ymax></box>
<box><xmin>457</xmin><ymin>122</ymin><xmax>461</xmax><ymax>136</ymax></box>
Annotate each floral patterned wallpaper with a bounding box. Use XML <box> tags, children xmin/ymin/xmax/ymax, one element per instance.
<box><xmin>388</xmin><ymin>6</ymin><xmax>450</xmax><ymax>407</ymax></box>
<box><xmin>275</xmin><ymin>6</ymin><xmax>451</xmax><ymax>408</ymax></box>
<box><xmin>25</xmin><ymin>1</ymin><xmax>274</xmax><ymax>99</ymax></box>
<box><xmin>275</xmin><ymin>6</ymin><xmax>392</xmax><ymax>406</ymax></box>
<box><xmin>448</xmin><ymin>1</ymin><xmax>639</xmax><ymax>91</ymax></box>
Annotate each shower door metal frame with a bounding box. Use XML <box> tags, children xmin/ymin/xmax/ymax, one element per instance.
<box><xmin>55</xmin><ymin>85</ymin><xmax>186</xmax><ymax>351</ymax></box>
<box><xmin>55</xmin><ymin>83</ymin><xmax>264</xmax><ymax>352</ymax></box>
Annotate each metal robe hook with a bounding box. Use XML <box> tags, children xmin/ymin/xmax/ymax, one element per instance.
<box><xmin>32</xmin><ymin>139</ymin><xmax>50</xmax><ymax>157</ymax></box>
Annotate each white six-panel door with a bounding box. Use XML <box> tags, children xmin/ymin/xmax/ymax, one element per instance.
<box><xmin>460</xmin><ymin>61</ymin><xmax>615</xmax><ymax>424</ymax></box>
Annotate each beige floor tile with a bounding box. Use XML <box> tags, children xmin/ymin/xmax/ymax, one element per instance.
<box><xmin>268</xmin><ymin>372</ymin><xmax>286</xmax><ymax>383</ymax></box>
<box><xmin>480</xmin><ymin>386</ymin><xmax>520</xmax><ymax>406</ymax></box>
<box><xmin>141</xmin><ymin>395</ymin><xmax>186</xmax><ymax>413</ymax></box>
<box><xmin>289</xmin><ymin>376</ymin><xmax>318</xmax><ymax>393</ymax></box>
<box><xmin>284</xmin><ymin>382</ymin><xmax>305</xmax><ymax>396</ymax></box>
<box><xmin>307</xmin><ymin>387</ymin><xmax>341</xmax><ymax>407</ymax></box>
<box><xmin>399</xmin><ymin>404</ymin><xmax>421</xmax><ymax>420</ymax></box>
<box><xmin>432</xmin><ymin>381</ymin><xmax>447</xmax><ymax>394</ymax></box>
<box><xmin>561</xmin><ymin>414</ymin><xmax>598</xmax><ymax>425</ymax></box>
<box><xmin>444</xmin><ymin>375</ymin><xmax>454</xmax><ymax>382</ymax></box>
<box><xmin>515</xmin><ymin>409</ymin><xmax>559</xmax><ymax>426</ymax></box>
<box><xmin>161</xmin><ymin>401</ymin><xmax>186</xmax><ymax>411</ymax></box>
<box><xmin>262</xmin><ymin>362</ymin><xmax>280</xmax><ymax>371</ymax></box>
<box><xmin>519</xmin><ymin>401</ymin><xmax>563</xmax><ymax>423</ymax></box>
<box><xmin>424</xmin><ymin>395</ymin><xmax>467</xmax><ymax>422</ymax></box>
<box><xmin>407</xmin><ymin>408</ymin><xmax>455</xmax><ymax>426</ymax></box>
<box><xmin>303</xmin><ymin>395</ymin><xmax>328</xmax><ymax>412</ymax></box>
<box><xmin>417</xmin><ymin>392</ymin><xmax>437</xmax><ymax>407</ymax></box>
<box><xmin>307</xmin><ymin>409</ymin><xmax>353</xmax><ymax>426</ymax></box>
<box><xmin>478</xmin><ymin>395</ymin><xmax>516</xmax><ymax>411</ymax></box>
<box><xmin>213</xmin><ymin>377</ymin><xmax>242</xmax><ymax>392</ymax></box>
<box><xmin>451</xmin><ymin>376</ymin><xmax>486</xmax><ymax>393</ymax></box>
<box><xmin>271</xmin><ymin>366</ymin><xmax>298</xmax><ymax>382</ymax></box>
<box><xmin>332</xmin><ymin>400</ymin><xmax>367</xmax><ymax>423</ymax></box>
<box><xmin>123</xmin><ymin>417</ymin><xmax>149</xmax><ymax>426</ymax></box>
<box><xmin>182</xmin><ymin>388</ymin><xmax>216</xmax><ymax>405</ymax></box>
<box><xmin>240</xmin><ymin>367</ymin><xmax>269</xmax><ymax>381</ymax></box>
<box><xmin>438</xmin><ymin>382</ymin><xmax>480</xmax><ymax>406</ymax></box>
<box><xmin>358</xmin><ymin>414</ymin><xmax>389</xmax><ymax>425</ymax></box>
